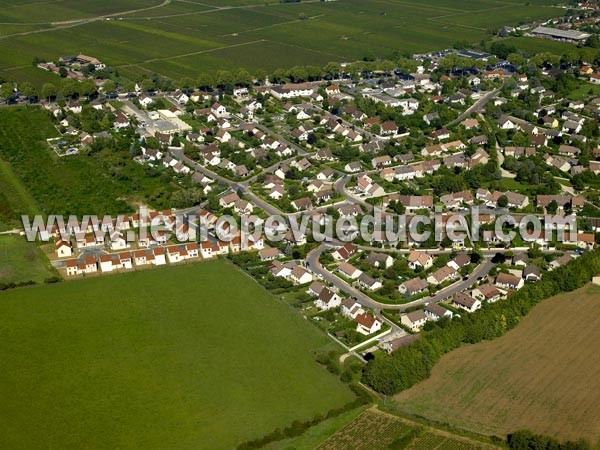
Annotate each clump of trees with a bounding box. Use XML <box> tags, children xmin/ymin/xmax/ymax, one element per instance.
<box><xmin>508</xmin><ymin>430</ymin><xmax>590</xmax><ymax>450</ymax></box>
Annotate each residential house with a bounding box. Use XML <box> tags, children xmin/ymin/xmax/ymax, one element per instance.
<box><xmin>341</xmin><ymin>299</ymin><xmax>364</xmax><ymax>319</ymax></box>
<box><xmin>427</xmin><ymin>265</ymin><xmax>457</xmax><ymax>286</ymax></box>
<box><xmin>332</xmin><ymin>243</ymin><xmax>357</xmax><ymax>261</ymax></box>
<box><xmin>337</xmin><ymin>261</ymin><xmax>362</xmax><ymax>280</ymax></box>
<box><xmin>424</xmin><ymin>303</ymin><xmax>453</xmax><ymax>321</ymax></box>
<box><xmin>355</xmin><ymin>314</ymin><xmax>383</xmax><ymax>335</ymax></box>
<box><xmin>471</xmin><ymin>283</ymin><xmax>501</xmax><ymax>303</ymax></box>
<box><xmin>315</xmin><ymin>287</ymin><xmax>342</xmax><ymax>310</ymax></box>
<box><xmin>400</xmin><ymin>310</ymin><xmax>428</xmax><ymax>332</ymax></box>
<box><xmin>365</xmin><ymin>252</ymin><xmax>393</xmax><ymax>269</ymax></box>
<box><xmin>407</xmin><ymin>250</ymin><xmax>433</xmax><ymax>270</ymax></box>
<box><xmin>290</xmin><ymin>266</ymin><xmax>313</xmax><ymax>285</ymax></box>
<box><xmin>495</xmin><ymin>272</ymin><xmax>524</xmax><ymax>290</ymax></box>
<box><xmin>399</xmin><ymin>277</ymin><xmax>429</xmax><ymax>296</ymax></box>
<box><xmin>452</xmin><ymin>292</ymin><xmax>482</xmax><ymax>313</ymax></box>
<box><xmin>357</xmin><ymin>273</ymin><xmax>382</xmax><ymax>291</ymax></box>
<box><xmin>258</xmin><ymin>247</ymin><xmax>283</xmax><ymax>261</ymax></box>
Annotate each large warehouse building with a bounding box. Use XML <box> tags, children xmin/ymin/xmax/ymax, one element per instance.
<box><xmin>532</xmin><ymin>26</ymin><xmax>591</xmax><ymax>43</ymax></box>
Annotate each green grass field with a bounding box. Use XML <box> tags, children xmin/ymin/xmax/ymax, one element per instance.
<box><xmin>0</xmin><ymin>156</ymin><xmax>40</xmax><ymax>231</ymax></box>
<box><xmin>0</xmin><ymin>0</ymin><xmax>560</xmax><ymax>85</ymax></box>
<box><xmin>0</xmin><ymin>259</ymin><xmax>355</xmax><ymax>450</ymax></box>
<box><xmin>0</xmin><ymin>235</ymin><xmax>56</xmax><ymax>284</ymax></box>
<box><xmin>501</xmin><ymin>36</ymin><xmax>600</xmax><ymax>60</ymax></box>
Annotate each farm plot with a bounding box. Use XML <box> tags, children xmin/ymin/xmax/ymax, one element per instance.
<box><xmin>316</xmin><ymin>409</ymin><xmax>498</xmax><ymax>450</ymax></box>
<box><xmin>0</xmin><ymin>0</ymin><xmax>560</xmax><ymax>86</ymax></box>
<box><xmin>394</xmin><ymin>284</ymin><xmax>600</xmax><ymax>445</ymax></box>
<box><xmin>0</xmin><ymin>0</ymin><xmax>166</xmax><ymax>24</ymax></box>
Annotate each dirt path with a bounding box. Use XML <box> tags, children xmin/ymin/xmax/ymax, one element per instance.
<box><xmin>0</xmin><ymin>0</ymin><xmax>172</xmax><ymax>39</ymax></box>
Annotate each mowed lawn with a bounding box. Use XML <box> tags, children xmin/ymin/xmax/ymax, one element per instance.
<box><xmin>393</xmin><ymin>284</ymin><xmax>600</xmax><ymax>444</ymax></box>
<box><xmin>0</xmin><ymin>260</ymin><xmax>355</xmax><ymax>450</ymax></box>
<box><xmin>0</xmin><ymin>235</ymin><xmax>56</xmax><ymax>284</ymax></box>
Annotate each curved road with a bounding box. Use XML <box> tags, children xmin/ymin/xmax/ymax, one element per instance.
<box><xmin>305</xmin><ymin>243</ymin><xmax>495</xmax><ymax>312</ymax></box>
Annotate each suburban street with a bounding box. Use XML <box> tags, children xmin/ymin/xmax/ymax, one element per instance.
<box><xmin>305</xmin><ymin>243</ymin><xmax>496</xmax><ymax>313</ymax></box>
<box><xmin>445</xmin><ymin>84</ymin><xmax>502</xmax><ymax>127</ymax></box>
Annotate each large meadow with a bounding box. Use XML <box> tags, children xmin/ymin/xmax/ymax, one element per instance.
<box><xmin>0</xmin><ymin>0</ymin><xmax>560</xmax><ymax>85</ymax></box>
<box><xmin>0</xmin><ymin>260</ymin><xmax>355</xmax><ymax>449</ymax></box>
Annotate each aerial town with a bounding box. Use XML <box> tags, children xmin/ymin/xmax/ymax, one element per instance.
<box><xmin>1</xmin><ymin>1</ymin><xmax>600</xmax><ymax>449</ymax></box>
<box><xmin>26</xmin><ymin>36</ymin><xmax>600</xmax><ymax>354</ymax></box>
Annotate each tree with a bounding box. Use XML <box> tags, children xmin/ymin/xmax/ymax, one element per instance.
<box><xmin>140</xmin><ymin>78</ymin><xmax>155</xmax><ymax>92</ymax></box>
<box><xmin>585</xmin><ymin>34</ymin><xmax>600</xmax><ymax>48</ymax></box>
<box><xmin>196</xmin><ymin>73</ymin><xmax>214</xmax><ymax>90</ymax></box>
<box><xmin>253</xmin><ymin>69</ymin><xmax>267</xmax><ymax>84</ymax></box>
<box><xmin>547</xmin><ymin>199</ymin><xmax>558</xmax><ymax>214</ymax></box>
<box><xmin>215</xmin><ymin>70</ymin><xmax>234</xmax><ymax>88</ymax></box>
<box><xmin>507</xmin><ymin>53</ymin><xmax>525</xmax><ymax>68</ymax></box>
<box><xmin>271</xmin><ymin>68</ymin><xmax>287</xmax><ymax>83</ymax></box>
<box><xmin>234</xmin><ymin>69</ymin><xmax>252</xmax><ymax>86</ymax></box>
<box><xmin>60</xmin><ymin>78</ymin><xmax>78</xmax><ymax>99</ymax></box>
<box><xmin>102</xmin><ymin>80</ymin><xmax>117</xmax><ymax>94</ymax></box>
<box><xmin>288</xmin><ymin>66</ymin><xmax>308</xmax><ymax>82</ymax></box>
<box><xmin>0</xmin><ymin>83</ymin><xmax>14</xmax><ymax>102</ymax></box>
<box><xmin>324</xmin><ymin>62</ymin><xmax>341</xmax><ymax>77</ymax></box>
<box><xmin>122</xmin><ymin>80</ymin><xmax>136</xmax><ymax>94</ymax></box>
<box><xmin>397</xmin><ymin>56</ymin><xmax>418</xmax><ymax>74</ymax></box>
<box><xmin>489</xmin><ymin>41</ymin><xmax>517</xmax><ymax>59</ymax></box>
<box><xmin>497</xmin><ymin>194</ymin><xmax>508</xmax><ymax>208</ymax></box>
<box><xmin>19</xmin><ymin>82</ymin><xmax>37</xmax><ymax>100</ymax></box>
<box><xmin>58</xmin><ymin>66</ymin><xmax>68</xmax><ymax>78</ymax></box>
<box><xmin>179</xmin><ymin>77</ymin><xmax>195</xmax><ymax>91</ymax></box>
<box><xmin>80</xmin><ymin>79</ymin><xmax>96</xmax><ymax>98</ymax></box>
<box><xmin>41</xmin><ymin>82</ymin><xmax>57</xmax><ymax>101</ymax></box>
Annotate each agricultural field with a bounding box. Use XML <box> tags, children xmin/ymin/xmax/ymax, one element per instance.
<box><xmin>0</xmin><ymin>235</ymin><xmax>56</xmax><ymax>285</ymax></box>
<box><xmin>394</xmin><ymin>284</ymin><xmax>600</xmax><ymax>445</ymax></box>
<box><xmin>316</xmin><ymin>409</ymin><xmax>500</xmax><ymax>450</ymax></box>
<box><xmin>0</xmin><ymin>0</ymin><xmax>560</xmax><ymax>85</ymax></box>
<box><xmin>0</xmin><ymin>259</ymin><xmax>356</xmax><ymax>450</ymax></box>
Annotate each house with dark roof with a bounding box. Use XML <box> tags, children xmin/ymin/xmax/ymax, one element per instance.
<box><xmin>452</xmin><ymin>292</ymin><xmax>481</xmax><ymax>313</ymax></box>
<box><xmin>424</xmin><ymin>303</ymin><xmax>453</xmax><ymax>321</ymax></box>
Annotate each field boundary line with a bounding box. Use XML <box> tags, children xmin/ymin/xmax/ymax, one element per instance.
<box><xmin>0</xmin><ymin>0</ymin><xmax>172</xmax><ymax>38</ymax></box>
<box><xmin>114</xmin><ymin>39</ymin><xmax>267</xmax><ymax>67</ymax></box>
<box><xmin>125</xmin><ymin>0</ymin><xmax>334</xmax><ymax>21</ymax></box>
<box><xmin>429</xmin><ymin>3</ymin><xmax>512</xmax><ymax>20</ymax></box>
<box><xmin>383</xmin><ymin>0</ymin><xmax>466</xmax><ymax>13</ymax></box>
<box><xmin>263</xmin><ymin>39</ymin><xmax>350</xmax><ymax>61</ymax></box>
<box><xmin>426</xmin><ymin>19</ymin><xmax>487</xmax><ymax>31</ymax></box>
<box><xmin>219</xmin><ymin>13</ymin><xmax>326</xmax><ymax>37</ymax></box>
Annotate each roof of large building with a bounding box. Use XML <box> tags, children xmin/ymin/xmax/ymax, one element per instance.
<box><xmin>532</xmin><ymin>26</ymin><xmax>590</xmax><ymax>40</ymax></box>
